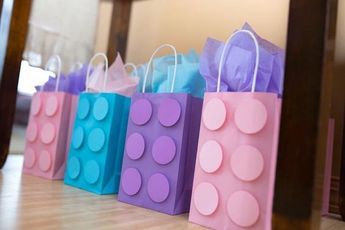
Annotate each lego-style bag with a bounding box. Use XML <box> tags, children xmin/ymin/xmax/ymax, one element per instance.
<box><xmin>118</xmin><ymin>44</ymin><xmax>203</xmax><ymax>215</ymax></box>
<box><xmin>23</xmin><ymin>55</ymin><xmax>78</xmax><ymax>180</ymax></box>
<box><xmin>189</xmin><ymin>30</ymin><xmax>282</xmax><ymax>230</ymax></box>
<box><xmin>64</xmin><ymin>53</ymin><xmax>131</xmax><ymax>195</ymax></box>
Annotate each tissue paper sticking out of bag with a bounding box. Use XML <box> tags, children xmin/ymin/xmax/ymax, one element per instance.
<box><xmin>136</xmin><ymin>50</ymin><xmax>205</xmax><ymax>98</ymax></box>
<box><xmin>199</xmin><ymin>23</ymin><xmax>285</xmax><ymax>96</ymax></box>
<box><xmin>87</xmin><ymin>53</ymin><xmax>139</xmax><ymax>97</ymax></box>
<box><xmin>36</xmin><ymin>65</ymin><xmax>88</xmax><ymax>95</ymax></box>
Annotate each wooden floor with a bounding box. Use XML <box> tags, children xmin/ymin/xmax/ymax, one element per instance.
<box><xmin>1</xmin><ymin>155</ymin><xmax>344</xmax><ymax>230</ymax></box>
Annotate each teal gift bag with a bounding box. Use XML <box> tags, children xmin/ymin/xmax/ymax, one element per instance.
<box><xmin>64</xmin><ymin>53</ymin><xmax>131</xmax><ymax>194</ymax></box>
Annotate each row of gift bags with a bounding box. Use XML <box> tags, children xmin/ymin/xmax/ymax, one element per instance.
<box><xmin>23</xmin><ymin>53</ymin><xmax>139</xmax><ymax>180</ymax></box>
<box><xmin>23</xmin><ymin>24</ymin><xmax>284</xmax><ymax>229</ymax></box>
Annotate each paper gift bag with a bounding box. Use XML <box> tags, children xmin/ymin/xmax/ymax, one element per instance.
<box><xmin>64</xmin><ymin>53</ymin><xmax>131</xmax><ymax>195</ymax></box>
<box><xmin>23</xmin><ymin>55</ymin><xmax>78</xmax><ymax>180</ymax></box>
<box><xmin>118</xmin><ymin>44</ymin><xmax>203</xmax><ymax>215</ymax></box>
<box><xmin>189</xmin><ymin>30</ymin><xmax>282</xmax><ymax>230</ymax></box>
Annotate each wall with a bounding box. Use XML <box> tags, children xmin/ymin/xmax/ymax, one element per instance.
<box><xmin>94</xmin><ymin>1</ymin><xmax>113</xmax><ymax>53</ymax></box>
<box><xmin>126</xmin><ymin>0</ymin><xmax>290</xmax><ymax>64</ymax></box>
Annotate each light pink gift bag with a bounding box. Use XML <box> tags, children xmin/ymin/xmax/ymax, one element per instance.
<box><xmin>189</xmin><ymin>30</ymin><xmax>282</xmax><ymax>230</ymax></box>
<box><xmin>23</xmin><ymin>55</ymin><xmax>78</xmax><ymax>180</ymax></box>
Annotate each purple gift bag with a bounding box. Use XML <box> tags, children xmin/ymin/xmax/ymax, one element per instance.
<box><xmin>118</xmin><ymin>44</ymin><xmax>203</xmax><ymax>215</ymax></box>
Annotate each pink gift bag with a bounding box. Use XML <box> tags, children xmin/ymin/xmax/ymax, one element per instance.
<box><xmin>189</xmin><ymin>30</ymin><xmax>282</xmax><ymax>229</ymax></box>
<box><xmin>23</xmin><ymin>55</ymin><xmax>78</xmax><ymax>180</ymax></box>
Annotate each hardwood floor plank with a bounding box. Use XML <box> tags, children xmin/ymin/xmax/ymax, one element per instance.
<box><xmin>1</xmin><ymin>155</ymin><xmax>344</xmax><ymax>229</ymax></box>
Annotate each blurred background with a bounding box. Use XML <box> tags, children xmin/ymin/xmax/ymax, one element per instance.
<box><xmin>11</xmin><ymin>0</ymin><xmax>291</xmax><ymax>145</ymax></box>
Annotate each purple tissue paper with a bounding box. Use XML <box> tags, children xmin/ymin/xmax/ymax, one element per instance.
<box><xmin>36</xmin><ymin>65</ymin><xmax>89</xmax><ymax>95</ymax></box>
<box><xmin>199</xmin><ymin>23</ymin><xmax>285</xmax><ymax>96</ymax></box>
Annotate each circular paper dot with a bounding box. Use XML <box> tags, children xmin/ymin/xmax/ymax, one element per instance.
<box><xmin>147</xmin><ymin>173</ymin><xmax>170</xmax><ymax>203</ymax></box>
<box><xmin>68</xmin><ymin>156</ymin><xmax>81</xmax><ymax>179</ymax></box>
<box><xmin>84</xmin><ymin>160</ymin><xmax>100</xmax><ymax>184</ymax></box>
<box><xmin>93</xmin><ymin>97</ymin><xmax>109</xmax><ymax>121</ymax></box>
<box><xmin>130</xmin><ymin>99</ymin><xmax>152</xmax><ymax>125</ymax></box>
<box><xmin>45</xmin><ymin>96</ymin><xmax>59</xmax><ymax>117</ymax></box>
<box><xmin>203</xmin><ymin>98</ymin><xmax>227</xmax><ymax>131</ymax></box>
<box><xmin>31</xmin><ymin>95</ymin><xmax>41</xmax><ymax>116</ymax></box>
<box><xmin>126</xmin><ymin>133</ymin><xmax>145</xmax><ymax>160</ymax></box>
<box><xmin>158</xmin><ymin>98</ymin><xmax>181</xmax><ymax>127</ymax></box>
<box><xmin>78</xmin><ymin>98</ymin><xmax>90</xmax><ymax>120</ymax></box>
<box><xmin>88</xmin><ymin>128</ymin><xmax>106</xmax><ymax>152</ymax></box>
<box><xmin>39</xmin><ymin>150</ymin><xmax>52</xmax><ymax>172</ymax></box>
<box><xmin>234</xmin><ymin>99</ymin><xmax>267</xmax><ymax>134</ymax></box>
<box><xmin>199</xmin><ymin>140</ymin><xmax>223</xmax><ymax>173</ymax></box>
<box><xmin>227</xmin><ymin>191</ymin><xmax>259</xmax><ymax>227</ymax></box>
<box><xmin>152</xmin><ymin>136</ymin><xmax>176</xmax><ymax>165</ymax></box>
<box><xmin>121</xmin><ymin>168</ymin><xmax>142</xmax><ymax>196</ymax></box>
<box><xmin>24</xmin><ymin>148</ymin><xmax>36</xmax><ymax>168</ymax></box>
<box><xmin>72</xmin><ymin>127</ymin><xmax>84</xmax><ymax>149</ymax></box>
<box><xmin>40</xmin><ymin>123</ymin><xmax>56</xmax><ymax>144</ymax></box>
<box><xmin>26</xmin><ymin>122</ymin><xmax>38</xmax><ymax>142</ymax></box>
<box><xmin>231</xmin><ymin>145</ymin><xmax>264</xmax><ymax>181</ymax></box>
<box><xmin>194</xmin><ymin>182</ymin><xmax>219</xmax><ymax>216</ymax></box>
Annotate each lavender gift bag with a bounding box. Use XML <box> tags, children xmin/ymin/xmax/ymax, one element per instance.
<box><xmin>118</xmin><ymin>44</ymin><xmax>203</xmax><ymax>215</ymax></box>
